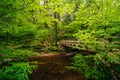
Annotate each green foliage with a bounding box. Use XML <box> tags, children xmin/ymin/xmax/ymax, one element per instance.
<box><xmin>35</xmin><ymin>29</ymin><xmax>49</xmax><ymax>41</ymax></box>
<box><xmin>67</xmin><ymin>0</ymin><xmax>120</xmax><ymax>80</ymax></box>
<box><xmin>47</xmin><ymin>46</ymin><xmax>59</xmax><ymax>51</ymax></box>
<box><xmin>69</xmin><ymin>54</ymin><xmax>120</xmax><ymax>80</ymax></box>
<box><xmin>0</xmin><ymin>0</ymin><xmax>120</xmax><ymax>79</ymax></box>
<box><xmin>0</xmin><ymin>47</ymin><xmax>38</xmax><ymax>62</ymax></box>
<box><xmin>0</xmin><ymin>62</ymin><xmax>37</xmax><ymax>80</ymax></box>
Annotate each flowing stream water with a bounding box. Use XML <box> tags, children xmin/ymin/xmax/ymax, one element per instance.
<box><xmin>29</xmin><ymin>53</ymin><xmax>85</xmax><ymax>80</ymax></box>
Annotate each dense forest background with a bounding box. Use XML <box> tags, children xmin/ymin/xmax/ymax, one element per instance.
<box><xmin>0</xmin><ymin>0</ymin><xmax>120</xmax><ymax>80</ymax></box>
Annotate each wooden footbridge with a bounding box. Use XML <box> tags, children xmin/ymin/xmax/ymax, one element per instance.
<box><xmin>58</xmin><ymin>39</ymin><xmax>81</xmax><ymax>48</ymax></box>
<box><xmin>57</xmin><ymin>38</ymin><xmax>120</xmax><ymax>52</ymax></box>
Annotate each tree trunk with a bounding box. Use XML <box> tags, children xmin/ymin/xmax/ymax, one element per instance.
<box><xmin>54</xmin><ymin>12</ymin><xmax>58</xmax><ymax>46</ymax></box>
<box><xmin>50</xmin><ymin>26</ymin><xmax>53</xmax><ymax>45</ymax></box>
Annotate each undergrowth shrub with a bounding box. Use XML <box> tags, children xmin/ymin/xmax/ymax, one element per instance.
<box><xmin>69</xmin><ymin>54</ymin><xmax>120</xmax><ymax>80</ymax></box>
<box><xmin>0</xmin><ymin>47</ymin><xmax>38</xmax><ymax>62</ymax></box>
<box><xmin>0</xmin><ymin>62</ymin><xmax>37</xmax><ymax>80</ymax></box>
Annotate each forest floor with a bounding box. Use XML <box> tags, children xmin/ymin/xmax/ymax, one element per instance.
<box><xmin>28</xmin><ymin>52</ymin><xmax>86</xmax><ymax>80</ymax></box>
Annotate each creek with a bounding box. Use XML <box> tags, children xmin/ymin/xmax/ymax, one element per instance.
<box><xmin>29</xmin><ymin>53</ymin><xmax>85</xmax><ymax>80</ymax></box>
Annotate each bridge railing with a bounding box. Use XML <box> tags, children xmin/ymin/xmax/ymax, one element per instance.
<box><xmin>57</xmin><ymin>37</ymin><xmax>120</xmax><ymax>51</ymax></box>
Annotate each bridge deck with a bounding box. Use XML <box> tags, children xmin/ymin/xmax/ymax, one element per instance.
<box><xmin>58</xmin><ymin>39</ymin><xmax>120</xmax><ymax>52</ymax></box>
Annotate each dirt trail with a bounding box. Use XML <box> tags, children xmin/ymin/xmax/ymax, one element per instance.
<box><xmin>29</xmin><ymin>52</ymin><xmax>85</xmax><ymax>80</ymax></box>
